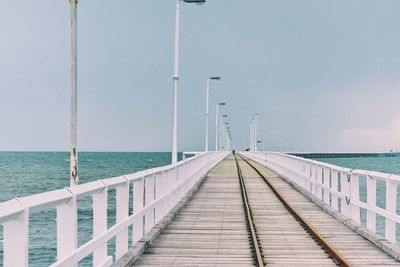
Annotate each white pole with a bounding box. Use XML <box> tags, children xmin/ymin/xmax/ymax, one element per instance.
<box><xmin>171</xmin><ymin>0</ymin><xmax>180</xmax><ymax>164</ymax></box>
<box><xmin>205</xmin><ymin>79</ymin><xmax>209</xmax><ymax>152</ymax></box>
<box><xmin>254</xmin><ymin>114</ymin><xmax>258</xmax><ymax>151</ymax></box>
<box><xmin>215</xmin><ymin>103</ymin><xmax>219</xmax><ymax>151</ymax></box>
<box><xmin>221</xmin><ymin>123</ymin><xmax>225</xmax><ymax>151</ymax></box>
<box><xmin>219</xmin><ymin>116</ymin><xmax>223</xmax><ymax>151</ymax></box>
<box><xmin>249</xmin><ymin>121</ymin><xmax>253</xmax><ymax>151</ymax></box>
<box><xmin>69</xmin><ymin>0</ymin><xmax>78</xmax><ymax>186</ymax></box>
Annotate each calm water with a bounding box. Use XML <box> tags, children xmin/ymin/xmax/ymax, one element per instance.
<box><xmin>316</xmin><ymin>156</ymin><xmax>400</xmax><ymax>176</ymax></box>
<box><xmin>0</xmin><ymin>153</ymin><xmax>399</xmax><ymax>266</ymax></box>
<box><xmin>0</xmin><ymin>152</ymin><xmax>181</xmax><ymax>267</ymax></box>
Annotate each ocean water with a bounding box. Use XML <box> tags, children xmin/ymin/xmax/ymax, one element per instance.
<box><xmin>316</xmin><ymin>156</ymin><xmax>400</xmax><ymax>176</ymax></box>
<box><xmin>0</xmin><ymin>153</ymin><xmax>399</xmax><ymax>266</ymax></box>
<box><xmin>0</xmin><ymin>152</ymin><xmax>181</xmax><ymax>267</ymax></box>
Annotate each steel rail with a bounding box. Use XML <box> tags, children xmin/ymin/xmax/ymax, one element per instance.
<box><xmin>234</xmin><ymin>154</ymin><xmax>265</xmax><ymax>267</ymax></box>
<box><xmin>238</xmin><ymin>154</ymin><xmax>352</xmax><ymax>267</ymax></box>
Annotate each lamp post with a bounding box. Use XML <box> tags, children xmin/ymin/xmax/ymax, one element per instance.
<box><xmin>215</xmin><ymin>102</ymin><xmax>225</xmax><ymax>151</ymax></box>
<box><xmin>254</xmin><ymin>113</ymin><xmax>258</xmax><ymax>151</ymax></box>
<box><xmin>225</xmin><ymin>126</ymin><xmax>231</xmax><ymax>150</ymax></box>
<box><xmin>223</xmin><ymin>123</ymin><xmax>229</xmax><ymax>151</ymax></box>
<box><xmin>249</xmin><ymin>119</ymin><xmax>254</xmax><ymax>151</ymax></box>
<box><xmin>220</xmin><ymin>115</ymin><xmax>228</xmax><ymax>151</ymax></box>
<box><xmin>205</xmin><ymin>76</ymin><xmax>220</xmax><ymax>152</ymax></box>
<box><xmin>69</xmin><ymin>0</ymin><xmax>78</xmax><ymax>186</ymax></box>
<box><xmin>171</xmin><ymin>0</ymin><xmax>206</xmax><ymax>164</ymax></box>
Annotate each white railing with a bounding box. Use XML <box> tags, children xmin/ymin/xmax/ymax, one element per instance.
<box><xmin>0</xmin><ymin>151</ymin><xmax>228</xmax><ymax>267</ymax></box>
<box><xmin>242</xmin><ymin>151</ymin><xmax>400</xmax><ymax>246</ymax></box>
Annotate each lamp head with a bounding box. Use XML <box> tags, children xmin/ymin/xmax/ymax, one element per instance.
<box><xmin>210</xmin><ymin>76</ymin><xmax>221</xmax><ymax>80</ymax></box>
<box><xmin>222</xmin><ymin>115</ymin><xmax>228</xmax><ymax>118</ymax></box>
<box><xmin>183</xmin><ymin>0</ymin><xmax>206</xmax><ymax>3</ymax></box>
<box><xmin>218</xmin><ymin>102</ymin><xmax>226</xmax><ymax>106</ymax></box>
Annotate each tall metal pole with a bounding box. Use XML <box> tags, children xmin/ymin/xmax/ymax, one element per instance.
<box><xmin>221</xmin><ymin>124</ymin><xmax>225</xmax><ymax>151</ymax></box>
<box><xmin>254</xmin><ymin>113</ymin><xmax>258</xmax><ymax>151</ymax></box>
<box><xmin>69</xmin><ymin>0</ymin><xmax>78</xmax><ymax>186</ymax></box>
<box><xmin>205</xmin><ymin>79</ymin><xmax>210</xmax><ymax>152</ymax></box>
<box><xmin>219</xmin><ymin>116</ymin><xmax>223</xmax><ymax>151</ymax></box>
<box><xmin>249</xmin><ymin>120</ymin><xmax>253</xmax><ymax>151</ymax></box>
<box><xmin>171</xmin><ymin>0</ymin><xmax>180</xmax><ymax>164</ymax></box>
<box><xmin>215</xmin><ymin>104</ymin><xmax>219</xmax><ymax>151</ymax></box>
<box><xmin>249</xmin><ymin>121</ymin><xmax>251</xmax><ymax>150</ymax></box>
<box><xmin>220</xmin><ymin>115</ymin><xmax>227</xmax><ymax>151</ymax></box>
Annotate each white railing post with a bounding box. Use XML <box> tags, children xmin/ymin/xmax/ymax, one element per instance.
<box><xmin>56</xmin><ymin>192</ymin><xmax>77</xmax><ymax>264</ymax></box>
<box><xmin>144</xmin><ymin>174</ymin><xmax>155</xmax><ymax>234</ymax></box>
<box><xmin>116</xmin><ymin>179</ymin><xmax>129</xmax><ymax>260</ymax></box>
<box><xmin>366</xmin><ymin>175</ymin><xmax>377</xmax><ymax>233</ymax></box>
<box><xmin>331</xmin><ymin>171</ymin><xmax>339</xmax><ymax>211</ymax></box>
<box><xmin>386</xmin><ymin>179</ymin><xmax>397</xmax><ymax>243</ymax></box>
<box><xmin>350</xmin><ymin>173</ymin><xmax>361</xmax><ymax>224</ymax></box>
<box><xmin>323</xmin><ymin>168</ymin><xmax>330</xmax><ymax>205</ymax></box>
<box><xmin>316</xmin><ymin>166</ymin><xmax>323</xmax><ymax>200</ymax></box>
<box><xmin>3</xmin><ymin>207</ymin><xmax>28</xmax><ymax>267</ymax></box>
<box><xmin>341</xmin><ymin>172</ymin><xmax>352</xmax><ymax>218</ymax></box>
<box><xmin>305</xmin><ymin>163</ymin><xmax>311</xmax><ymax>192</ymax></box>
<box><xmin>311</xmin><ymin>164</ymin><xmax>317</xmax><ymax>196</ymax></box>
<box><xmin>93</xmin><ymin>185</ymin><xmax>111</xmax><ymax>266</ymax></box>
<box><xmin>154</xmin><ymin>172</ymin><xmax>163</xmax><ymax>224</ymax></box>
<box><xmin>133</xmin><ymin>178</ymin><xmax>144</xmax><ymax>244</ymax></box>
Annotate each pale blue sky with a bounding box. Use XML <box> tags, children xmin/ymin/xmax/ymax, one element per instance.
<box><xmin>0</xmin><ymin>0</ymin><xmax>399</xmax><ymax>152</ymax></box>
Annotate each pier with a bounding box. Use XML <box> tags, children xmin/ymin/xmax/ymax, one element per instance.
<box><xmin>2</xmin><ymin>151</ymin><xmax>400</xmax><ymax>266</ymax></box>
<box><xmin>2</xmin><ymin>1</ymin><xmax>400</xmax><ymax>266</ymax></box>
<box><xmin>116</xmin><ymin>154</ymin><xmax>400</xmax><ymax>266</ymax></box>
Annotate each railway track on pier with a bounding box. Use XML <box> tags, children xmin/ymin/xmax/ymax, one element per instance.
<box><xmin>234</xmin><ymin>153</ymin><xmax>351</xmax><ymax>266</ymax></box>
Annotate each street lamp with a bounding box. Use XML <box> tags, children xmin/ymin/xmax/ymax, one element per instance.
<box><xmin>220</xmin><ymin>115</ymin><xmax>228</xmax><ymax>151</ymax></box>
<box><xmin>205</xmin><ymin>76</ymin><xmax>220</xmax><ymax>152</ymax></box>
<box><xmin>171</xmin><ymin>0</ymin><xmax>206</xmax><ymax>164</ymax></box>
<box><xmin>227</xmin><ymin>131</ymin><xmax>232</xmax><ymax>151</ymax></box>
<box><xmin>249</xmin><ymin>119</ymin><xmax>254</xmax><ymax>151</ymax></box>
<box><xmin>215</xmin><ymin>102</ymin><xmax>226</xmax><ymax>151</ymax></box>
<box><xmin>184</xmin><ymin>0</ymin><xmax>205</xmax><ymax>2</ymax></box>
<box><xmin>69</xmin><ymin>0</ymin><xmax>78</xmax><ymax>186</ymax></box>
<box><xmin>223</xmin><ymin>122</ymin><xmax>229</xmax><ymax>151</ymax></box>
<box><xmin>253</xmin><ymin>113</ymin><xmax>258</xmax><ymax>151</ymax></box>
<box><xmin>254</xmin><ymin>113</ymin><xmax>258</xmax><ymax>151</ymax></box>
<box><xmin>226</xmin><ymin>126</ymin><xmax>231</xmax><ymax>151</ymax></box>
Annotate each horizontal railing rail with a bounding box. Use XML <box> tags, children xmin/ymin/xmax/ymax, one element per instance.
<box><xmin>0</xmin><ymin>151</ymin><xmax>229</xmax><ymax>267</ymax></box>
<box><xmin>242</xmin><ymin>151</ymin><xmax>400</xmax><ymax>246</ymax></box>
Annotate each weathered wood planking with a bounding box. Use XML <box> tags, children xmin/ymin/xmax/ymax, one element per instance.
<box><xmin>133</xmin><ymin>156</ymin><xmax>254</xmax><ymax>266</ymax></box>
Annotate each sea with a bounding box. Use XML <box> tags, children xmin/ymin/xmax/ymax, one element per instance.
<box><xmin>0</xmin><ymin>152</ymin><xmax>181</xmax><ymax>267</ymax></box>
<box><xmin>0</xmin><ymin>152</ymin><xmax>398</xmax><ymax>266</ymax></box>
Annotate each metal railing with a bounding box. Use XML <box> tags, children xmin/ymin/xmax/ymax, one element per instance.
<box><xmin>242</xmin><ymin>151</ymin><xmax>400</xmax><ymax>246</ymax></box>
<box><xmin>0</xmin><ymin>152</ymin><xmax>228</xmax><ymax>267</ymax></box>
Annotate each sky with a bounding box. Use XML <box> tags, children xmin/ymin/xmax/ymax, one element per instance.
<box><xmin>0</xmin><ymin>0</ymin><xmax>399</xmax><ymax>152</ymax></box>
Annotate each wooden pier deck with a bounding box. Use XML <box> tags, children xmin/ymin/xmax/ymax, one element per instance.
<box><xmin>123</xmin><ymin>155</ymin><xmax>400</xmax><ymax>266</ymax></box>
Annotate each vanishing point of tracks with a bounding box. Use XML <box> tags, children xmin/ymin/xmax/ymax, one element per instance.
<box><xmin>234</xmin><ymin>153</ymin><xmax>351</xmax><ymax>267</ymax></box>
